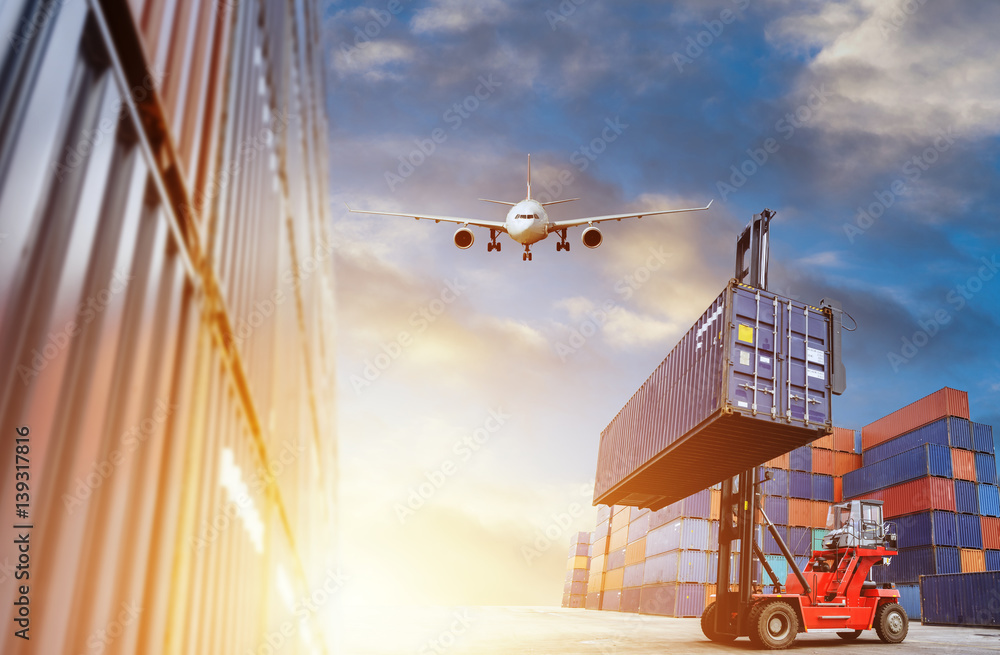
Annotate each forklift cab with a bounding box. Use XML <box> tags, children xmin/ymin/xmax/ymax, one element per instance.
<box><xmin>821</xmin><ymin>500</ymin><xmax>895</xmax><ymax>550</ymax></box>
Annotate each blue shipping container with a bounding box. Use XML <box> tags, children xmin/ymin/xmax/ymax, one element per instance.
<box><xmin>644</xmin><ymin>518</ymin><xmax>710</xmax><ymax>557</ymax></box>
<box><xmin>975</xmin><ymin>453</ymin><xmax>998</xmax><ymax>485</ymax></box>
<box><xmin>790</xmin><ymin>446</ymin><xmax>812</xmax><ymax>472</ymax></box>
<box><xmin>949</xmin><ymin>417</ymin><xmax>973</xmax><ymax>451</ymax></box>
<box><xmin>710</xmin><ymin>520</ymin><xmax>720</xmax><ymax>548</ymax></box>
<box><xmin>957</xmin><ymin>513</ymin><xmax>983</xmax><ymax>549</ymax></box>
<box><xmin>893</xmin><ymin>511</ymin><xmax>958</xmax><ymax>548</ymax></box>
<box><xmin>979</xmin><ymin>484</ymin><xmax>1000</xmax><ymax>518</ymax></box>
<box><xmin>955</xmin><ymin>480</ymin><xmax>979</xmax><ymax>514</ymax></box>
<box><xmin>845</xmin><ymin>443</ymin><xmax>952</xmax><ymax>498</ymax></box>
<box><xmin>764</xmin><ymin>495</ymin><xmax>788</xmax><ymax>525</ymax></box>
<box><xmin>896</xmin><ymin>583</ymin><xmax>921</xmax><ymax>620</ymax></box>
<box><xmin>986</xmin><ymin>550</ymin><xmax>1000</xmax><ymax>572</ymax></box>
<box><xmin>762</xmin><ymin>468</ymin><xmax>789</xmax><ymax>497</ymax></box>
<box><xmin>762</xmin><ymin>525</ymin><xmax>790</xmax><ymax>556</ymax></box>
<box><xmin>862</xmin><ymin>418</ymin><xmax>949</xmax><ymax>467</ymax></box>
<box><xmin>921</xmin><ymin>572</ymin><xmax>1000</xmax><ymax>626</ymax></box>
<box><xmin>972</xmin><ymin>422</ymin><xmax>995</xmax><ymax>454</ymax></box>
<box><xmin>765</xmin><ymin>555</ymin><xmax>789</xmax><ymax>584</ymax></box>
<box><xmin>675</xmin><ymin>583</ymin><xmax>707</xmax><ymax>617</ymax></box>
<box><xmin>871</xmin><ymin>546</ymin><xmax>960</xmax><ymax>583</ymax></box>
<box><xmin>790</xmin><ymin>471</ymin><xmax>812</xmax><ymax>499</ymax></box>
<box><xmin>642</xmin><ymin>550</ymin><xmax>709</xmax><ymax>584</ymax></box>
<box><xmin>812</xmin><ymin>474</ymin><xmax>834</xmax><ymax>502</ymax></box>
<box><xmin>788</xmin><ymin>526</ymin><xmax>812</xmax><ymax>556</ymax></box>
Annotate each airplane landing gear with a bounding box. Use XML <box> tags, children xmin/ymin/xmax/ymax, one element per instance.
<box><xmin>522</xmin><ymin>245</ymin><xmax>533</xmax><ymax>262</ymax></box>
<box><xmin>555</xmin><ymin>229</ymin><xmax>570</xmax><ymax>252</ymax></box>
<box><xmin>487</xmin><ymin>229</ymin><xmax>502</xmax><ymax>252</ymax></box>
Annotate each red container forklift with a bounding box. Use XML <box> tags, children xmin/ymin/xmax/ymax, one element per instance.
<box><xmin>700</xmin><ymin>211</ymin><xmax>908</xmax><ymax>649</ymax></box>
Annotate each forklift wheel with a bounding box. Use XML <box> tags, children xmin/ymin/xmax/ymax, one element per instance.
<box><xmin>837</xmin><ymin>630</ymin><xmax>862</xmax><ymax>640</ymax></box>
<box><xmin>750</xmin><ymin>601</ymin><xmax>798</xmax><ymax>650</ymax></box>
<box><xmin>874</xmin><ymin>603</ymin><xmax>908</xmax><ymax>644</ymax></box>
<box><xmin>700</xmin><ymin>602</ymin><xmax>736</xmax><ymax>643</ymax></box>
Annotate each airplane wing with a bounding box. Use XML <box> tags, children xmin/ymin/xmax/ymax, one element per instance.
<box><xmin>548</xmin><ymin>200</ymin><xmax>713</xmax><ymax>231</ymax></box>
<box><xmin>346</xmin><ymin>204</ymin><xmax>507</xmax><ymax>231</ymax></box>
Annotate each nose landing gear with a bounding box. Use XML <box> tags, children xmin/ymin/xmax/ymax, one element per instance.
<box><xmin>555</xmin><ymin>228</ymin><xmax>570</xmax><ymax>252</ymax></box>
<box><xmin>522</xmin><ymin>245</ymin><xmax>533</xmax><ymax>262</ymax></box>
<box><xmin>487</xmin><ymin>229</ymin><xmax>502</xmax><ymax>252</ymax></box>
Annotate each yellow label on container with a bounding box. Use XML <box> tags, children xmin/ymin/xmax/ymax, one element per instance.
<box><xmin>738</xmin><ymin>324</ymin><xmax>754</xmax><ymax>343</ymax></box>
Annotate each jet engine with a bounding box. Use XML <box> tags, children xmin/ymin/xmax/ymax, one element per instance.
<box><xmin>453</xmin><ymin>228</ymin><xmax>475</xmax><ymax>249</ymax></box>
<box><xmin>581</xmin><ymin>226</ymin><xmax>603</xmax><ymax>249</ymax></box>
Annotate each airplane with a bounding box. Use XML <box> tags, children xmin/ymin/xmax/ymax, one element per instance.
<box><xmin>346</xmin><ymin>155</ymin><xmax>713</xmax><ymax>261</ymax></box>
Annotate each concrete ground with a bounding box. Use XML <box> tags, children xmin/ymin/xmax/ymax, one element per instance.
<box><xmin>333</xmin><ymin>606</ymin><xmax>1000</xmax><ymax>655</ymax></box>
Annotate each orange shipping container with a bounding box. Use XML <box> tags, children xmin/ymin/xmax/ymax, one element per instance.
<box><xmin>625</xmin><ymin>539</ymin><xmax>646</xmax><ymax>566</ymax></box>
<box><xmin>587</xmin><ymin>572</ymin><xmax>605</xmax><ymax>593</ymax></box>
<box><xmin>953</xmin><ymin>448</ymin><xmax>977</xmax><ymax>481</ymax></box>
<box><xmin>609</xmin><ymin>526</ymin><xmax>628</xmax><ymax>551</ymax></box>
<box><xmin>983</xmin><ymin>517</ymin><xmax>1000</xmax><ymax>550</ymax></box>
<box><xmin>591</xmin><ymin>554</ymin><xmax>607</xmax><ymax>574</ymax></box>
<box><xmin>569</xmin><ymin>556</ymin><xmax>589</xmax><ymax>571</ymax></box>
<box><xmin>961</xmin><ymin>549</ymin><xmax>985</xmax><ymax>572</ymax></box>
<box><xmin>833</xmin><ymin>427</ymin><xmax>855</xmax><ymax>452</ymax></box>
<box><xmin>812</xmin><ymin>431</ymin><xmax>835</xmax><ymax>450</ymax></box>
<box><xmin>812</xmin><ymin>501</ymin><xmax>830</xmax><ymax>529</ymax></box>
<box><xmin>605</xmin><ymin>567</ymin><xmax>625</xmax><ymax>590</ymax></box>
<box><xmin>765</xmin><ymin>452</ymin><xmax>789</xmax><ymax>469</ymax></box>
<box><xmin>862</xmin><ymin>387</ymin><xmax>969</xmax><ymax>450</ymax></box>
<box><xmin>710</xmin><ymin>489</ymin><xmax>721</xmax><ymax>521</ymax></box>
<box><xmin>812</xmin><ymin>449</ymin><xmax>834</xmax><ymax>475</ymax></box>
<box><xmin>593</xmin><ymin>536</ymin><xmax>609</xmax><ymax>557</ymax></box>
<box><xmin>612</xmin><ymin>506</ymin><xmax>632</xmax><ymax>532</ymax></box>
<box><xmin>835</xmin><ymin>452</ymin><xmax>863</xmax><ymax>476</ymax></box>
<box><xmin>788</xmin><ymin>499</ymin><xmax>813</xmax><ymax>527</ymax></box>
<box><xmin>705</xmin><ymin>584</ymin><xmax>717</xmax><ymax>609</ymax></box>
<box><xmin>834</xmin><ymin>477</ymin><xmax>843</xmax><ymax>503</ymax></box>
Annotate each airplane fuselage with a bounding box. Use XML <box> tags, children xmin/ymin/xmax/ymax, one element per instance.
<box><xmin>505</xmin><ymin>200</ymin><xmax>550</xmax><ymax>246</ymax></box>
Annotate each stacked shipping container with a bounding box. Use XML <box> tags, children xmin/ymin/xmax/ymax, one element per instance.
<box><xmin>562</xmin><ymin>532</ymin><xmax>591</xmax><ymax>608</ymax></box>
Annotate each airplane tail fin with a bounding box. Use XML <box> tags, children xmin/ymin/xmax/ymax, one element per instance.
<box><xmin>526</xmin><ymin>154</ymin><xmax>531</xmax><ymax>200</ymax></box>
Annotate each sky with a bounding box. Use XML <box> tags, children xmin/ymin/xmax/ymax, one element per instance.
<box><xmin>320</xmin><ymin>0</ymin><xmax>1000</xmax><ymax>608</ymax></box>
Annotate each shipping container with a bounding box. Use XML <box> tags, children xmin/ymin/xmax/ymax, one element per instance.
<box><xmin>812</xmin><ymin>431</ymin><xmax>835</xmax><ymax>450</ymax></box>
<box><xmin>620</xmin><ymin>588</ymin><xmax>641</xmax><ymax>613</ymax></box>
<box><xmin>597</xmin><ymin>505</ymin><xmax>613</xmax><ymax>524</ymax></box>
<box><xmin>812</xmin><ymin>474</ymin><xmax>834</xmax><ymax>502</ymax></box>
<box><xmin>812</xmin><ymin>448</ymin><xmax>834</xmax><ymax>475</ymax></box>
<box><xmin>960</xmin><ymin>549</ymin><xmax>986</xmax><ymax>572</ymax></box>
<box><xmin>763</xmin><ymin>555</ymin><xmax>789</xmax><ymax>584</ymax></box>
<box><xmin>593</xmin><ymin>536</ymin><xmax>609</xmax><ymax>557</ymax></box>
<box><xmin>567</xmin><ymin>569</ymin><xmax>589</xmax><ymax>583</ymax></box>
<box><xmin>957</xmin><ymin>514</ymin><xmax>983</xmax><ymax>549</ymax></box>
<box><xmin>765</xmin><ymin>452</ymin><xmax>790</xmax><ymax>469</ymax></box>
<box><xmin>955</xmin><ymin>480</ymin><xmax>979</xmax><ymax>515</ymax></box>
<box><xmin>604</xmin><ymin>567</ymin><xmax>625</xmax><ymax>590</ymax></box>
<box><xmin>790</xmin><ymin>446</ymin><xmax>812</xmax><ymax>471</ymax></box>
<box><xmin>591</xmin><ymin>554</ymin><xmax>606</xmax><ymax>574</ymax></box>
<box><xmin>812</xmin><ymin>501</ymin><xmax>830</xmax><ymax>528</ymax></box>
<box><xmin>566</xmin><ymin>581</ymin><xmax>588</xmax><ymax>595</ymax></box>
<box><xmin>643</xmin><ymin>550</ymin><xmax>709</xmax><ymax>584</ymax></box>
<box><xmin>788</xmin><ymin>499</ymin><xmax>812</xmax><ymax>526</ymax></box>
<box><xmin>623</xmin><ymin>563</ymin><xmax>645</xmax><ymax>588</ymax></box>
<box><xmin>587</xmin><ymin>571</ymin><xmax>605</xmax><ymax>594</ymax></box>
<box><xmin>972</xmin><ymin>423</ymin><xmax>995</xmax><ymax>454</ymax></box>
<box><xmin>834</xmin><ymin>476</ymin><xmax>843</xmax><ymax>502</ymax></box>
<box><xmin>603</xmin><ymin>590</ymin><xmax>622</xmax><ymax>611</ymax></box>
<box><xmin>762</xmin><ymin>468</ymin><xmax>790</xmax><ymax>496</ymax></box>
<box><xmin>704</xmin><ymin>584</ymin><xmax>718</xmax><ymax>609</ymax></box>
<box><xmin>952</xmin><ymin>448</ymin><xmax>977</xmax><ymax>481</ymax></box>
<box><xmin>569</xmin><ymin>555</ymin><xmax>590</xmax><ymax>570</ymax></box>
<box><xmin>572</xmin><ymin>530</ymin><xmax>591</xmax><ymax>544</ymax></box>
<box><xmin>920</xmin><ymin>572</ymin><xmax>1000</xmax><ymax>626</ymax></box>
<box><xmin>834</xmin><ymin>452</ymin><xmax>863</xmax><ymax>476</ymax></box>
<box><xmin>609</xmin><ymin>527</ymin><xmax>628</xmax><ymax>551</ymax></box>
<box><xmin>607</xmin><ymin>548</ymin><xmax>626</xmax><ymax>571</ymax></box>
<box><xmin>849</xmin><ymin>476</ymin><xmax>956</xmax><ymax>517</ymax></box>
<box><xmin>710</xmin><ymin>489</ymin><xmax>721</xmax><ymax>521</ymax></box>
<box><xmin>986</xmin><ymin>550</ymin><xmax>1000</xmax><ymax>571</ymax></box>
<box><xmin>594</xmin><ymin>281</ymin><xmax>837</xmax><ymax>509</ymax></box>
<box><xmin>861</xmin><ymin>387</ymin><xmax>969</xmax><ymax>450</ymax></box>
<box><xmin>638</xmin><ymin>583</ymin><xmax>705</xmax><ymax>617</ymax></box>
<box><xmin>611</xmin><ymin>507</ymin><xmax>632</xmax><ymax>532</ymax></box>
<box><xmin>762</xmin><ymin>525</ymin><xmax>790</xmax><ymax>556</ymax></box>
<box><xmin>570</xmin><ymin>543</ymin><xmax>590</xmax><ymax>557</ymax></box>
<box><xmin>585</xmin><ymin>592</ymin><xmax>603</xmax><ymax>609</ymax></box>
<box><xmin>982</xmin><ymin>517</ymin><xmax>1000</xmax><ymax>550</ymax></box>
<box><xmin>832</xmin><ymin>427</ymin><xmax>855</xmax><ymax>452</ymax></box>
<box><xmin>710</xmin><ymin>521</ymin><xmax>720</xmax><ymax>549</ymax></box>
<box><xmin>843</xmin><ymin>443</ymin><xmax>953</xmax><ymax>498</ymax></box>
<box><xmin>645</xmin><ymin>519</ymin><xmax>711</xmax><ymax>556</ymax></box>
<box><xmin>789</xmin><ymin>526</ymin><xmax>812</xmax><ymax>557</ymax></box>
<box><xmin>979</xmin><ymin>484</ymin><xmax>1000</xmax><ymax>517</ymax></box>
<box><xmin>891</xmin><ymin>511</ymin><xmax>958</xmax><ymax>548</ymax></box>
<box><xmin>812</xmin><ymin>528</ymin><xmax>827</xmax><ymax>551</ymax></box>
<box><xmin>871</xmin><ymin>546</ymin><xmax>960</xmax><ymax>583</ymax></box>
<box><xmin>625</xmin><ymin>539</ymin><xmax>646</xmax><ymax>566</ymax></box>
<box><xmin>789</xmin><ymin>471</ymin><xmax>812</xmax><ymax>499</ymax></box>
<box><xmin>975</xmin><ymin>453</ymin><xmax>998</xmax><ymax>485</ymax></box>
<box><xmin>763</xmin><ymin>495</ymin><xmax>789</xmax><ymax>525</ymax></box>
<box><xmin>628</xmin><ymin>511</ymin><xmax>651</xmax><ymax>543</ymax></box>
<box><xmin>896</xmin><ymin>583</ymin><xmax>921</xmax><ymax>620</ymax></box>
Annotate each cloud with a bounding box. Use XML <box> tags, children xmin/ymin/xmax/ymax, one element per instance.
<box><xmin>412</xmin><ymin>0</ymin><xmax>513</xmax><ymax>34</ymax></box>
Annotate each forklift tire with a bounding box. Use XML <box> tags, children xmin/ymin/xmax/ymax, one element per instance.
<box><xmin>750</xmin><ymin>601</ymin><xmax>798</xmax><ymax>650</ymax></box>
<box><xmin>700</xmin><ymin>602</ymin><xmax>736</xmax><ymax>643</ymax></box>
<box><xmin>874</xmin><ymin>603</ymin><xmax>908</xmax><ymax>644</ymax></box>
<box><xmin>837</xmin><ymin>630</ymin><xmax>862</xmax><ymax>640</ymax></box>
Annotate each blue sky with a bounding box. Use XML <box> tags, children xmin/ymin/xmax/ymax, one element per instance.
<box><xmin>322</xmin><ymin>0</ymin><xmax>1000</xmax><ymax>607</ymax></box>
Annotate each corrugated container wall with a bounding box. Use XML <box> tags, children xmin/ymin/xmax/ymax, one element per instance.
<box><xmin>861</xmin><ymin>388</ymin><xmax>969</xmax><ymax>451</ymax></box>
<box><xmin>921</xmin><ymin>572</ymin><xmax>1000</xmax><ymax>626</ymax></box>
<box><xmin>0</xmin><ymin>0</ymin><xmax>337</xmax><ymax>652</ymax></box>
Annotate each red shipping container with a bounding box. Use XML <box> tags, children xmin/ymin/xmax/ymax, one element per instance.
<box><xmin>982</xmin><ymin>517</ymin><xmax>1000</xmax><ymax>550</ymax></box>
<box><xmin>625</xmin><ymin>539</ymin><xmax>646</xmax><ymax>566</ymax></box>
<box><xmin>812</xmin><ymin>448</ymin><xmax>834</xmax><ymax>475</ymax></box>
<box><xmin>812</xmin><ymin>432</ymin><xmax>835</xmax><ymax>450</ymax></box>
<box><xmin>788</xmin><ymin>499</ymin><xmax>812</xmax><ymax>526</ymax></box>
<box><xmin>862</xmin><ymin>387</ymin><xmax>969</xmax><ymax>450</ymax></box>
<box><xmin>812</xmin><ymin>501</ymin><xmax>830</xmax><ymax>528</ymax></box>
<box><xmin>952</xmin><ymin>448</ymin><xmax>977</xmax><ymax>481</ymax></box>
<box><xmin>834</xmin><ymin>452</ymin><xmax>863</xmax><ymax>477</ymax></box>
<box><xmin>833</xmin><ymin>427</ymin><xmax>855</xmax><ymax>452</ymax></box>
<box><xmin>834</xmin><ymin>477</ymin><xmax>843</xmax><ymax>502</ymax></box>
<box><xmin>765</xmin><ymin>452</ymin><xmax>790</xmax><ymax>469</ymax></box>
<box><xmin>850</xmin><ymin>476</ymin><xmax>957</xmax><ymax>517</ymax></box>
